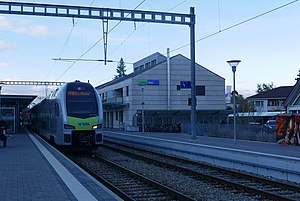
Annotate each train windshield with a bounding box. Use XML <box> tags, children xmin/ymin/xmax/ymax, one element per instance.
<box><xmin>66</xmin><ymin>83</ymin><xmax>98</xmax><ymax>118</ymax></box>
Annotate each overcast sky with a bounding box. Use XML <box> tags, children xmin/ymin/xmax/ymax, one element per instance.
<box><xmin>0</xmin><ymin>0</ymin><xmax>299</xmax><ymax>98</ymax></box>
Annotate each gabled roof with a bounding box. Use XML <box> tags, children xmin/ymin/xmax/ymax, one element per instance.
<box><xmin>95</xmin><ymin>53</ymin><xmax>224</xmax><ymax>90</ymax></box>
<box><xmin>95</xmin><ymin>54</ymin><xmax>167</xmax><ymax>90</ymax></box>
<box><xmin>247</xmin><ymin>86</ymin><xmax>293</xmax><ymax>100</ymax></box>
<box><xmin>283</xmin><ymin>80</ymin><xmax>300</xmax><ymax>107</ymax></box>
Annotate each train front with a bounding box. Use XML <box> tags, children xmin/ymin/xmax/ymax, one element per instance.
<box><xmin>63</xmin><ymin>82</ymin><xmax>103</xmax><ymax>150</ymax></box>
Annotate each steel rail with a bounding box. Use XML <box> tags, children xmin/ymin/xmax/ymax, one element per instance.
<box><xmin>68</xmin><ymin>153</ymin><xmax>195</xmax><ymax>201</ymax></box>
<box><xmin>103</xmin><ymin>142</ymin><xmax>300</xmax><ymax>201</ymax></box>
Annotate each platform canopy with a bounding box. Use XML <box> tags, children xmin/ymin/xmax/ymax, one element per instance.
<box><xmin>228</xmin><ymin>111</ymin><xmax>285</xmax><ymax>117</ymax></box>
<box><xmin>1</xmin><ymin>95</ymin><xmax>37</xmax><ymax>108</ymax></box>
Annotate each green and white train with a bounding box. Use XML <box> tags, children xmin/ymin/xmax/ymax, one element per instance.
<box><xmin>26</xmin><ymin>81</ymin><xmax>103</xmax><ymax>150</ymax></box>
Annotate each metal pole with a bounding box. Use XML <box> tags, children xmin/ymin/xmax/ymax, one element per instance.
<box><xmin>0</xmin><ymin>85</ymin><xmax>2</xmax><ymax>118</ymax></box>
<box><xmin>167</xmin><ymin>48</ymin><xmax>170</xmax><ymax>110</ymax></box>
<box><xmin>190</xmin><ymin>7</ymin><xmax>197</xmax><ymax>139</ymax></box>
<box><xmin>233</xmin><ymin>67</ymin><xmax>236</xmax><ymax>144</ymax></box>
<box><xmin>0</xmin><ymin>83</ymin><xmax>3</xmax><ymax>118</ymax></box>
<box><xmin>141</xmin><ymin>87</ymin><xmax>145</xmax><ymax>133</ymax></box>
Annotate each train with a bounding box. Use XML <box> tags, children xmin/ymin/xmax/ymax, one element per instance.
<box><xmin>25</xmin><ymin>80</ymin><xmax>103</xmax><ymax>151</ymax></box>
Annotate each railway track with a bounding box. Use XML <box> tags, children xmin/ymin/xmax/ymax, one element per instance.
<box><xmin>98</xmin><ymin>142</ymin><xmax>300</xmax><ymax>201</ymax></box>
<box><xmin>68</xmin><ymin>153</ymin><xmax>194</xmax><ymax>201</ymax></box>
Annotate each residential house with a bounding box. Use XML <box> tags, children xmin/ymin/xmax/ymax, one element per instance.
<box><xmin>247</xmin><ymin>86</ymin><xmax>293</xmax><ymax>112</ymax></box>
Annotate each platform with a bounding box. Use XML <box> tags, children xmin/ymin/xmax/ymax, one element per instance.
<box><xmin>104</xmin><ymin>130</ymin><xmax>300</xmax><ymax>158</ymax></box>
<box><xmin>0</xmin><ymin>128</ymin><xmax>121</xmax><ymax>201</ymax></box>
<box><xmin>103</xmin><ymin>130</ymin><xmax>300</xmax><ymax>183</ymax></box>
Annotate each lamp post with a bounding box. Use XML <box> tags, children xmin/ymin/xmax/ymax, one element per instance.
<box><xmin>227</xmin><ymin>60</ymin><xmax>241</xmax><ymax>144</ymax></box>
<box><xmin>0</xmin><ymin>82</ymin><xmax>4</xmax><ymax>118</ymax></box>
<box><xmin>141</xmin><ymin>86</ymin><xmax>145</xmax><ymax>133</ymax></box>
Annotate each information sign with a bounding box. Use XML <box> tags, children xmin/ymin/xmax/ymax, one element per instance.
<box><xmin>180</xmin><ymin>81</ymin><xmax>191</xmax><ymax>89</ymax></box>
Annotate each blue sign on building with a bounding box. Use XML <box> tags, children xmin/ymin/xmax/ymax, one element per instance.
<box><xmin>180</xmin><ymin>81</ymin><xmax>191</xmax><ymax>89</ymax></box>
<box><xmin>147</xmin><ymin>80</ymin><xmax>159</xmax><ymax>85</ymax></box>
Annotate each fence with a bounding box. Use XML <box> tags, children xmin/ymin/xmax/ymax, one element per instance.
<box><xmin>182</xmin><ymin>123</ymin><xmax>276</xmax><ymax>142</ymax></box>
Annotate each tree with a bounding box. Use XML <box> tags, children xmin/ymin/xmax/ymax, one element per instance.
<box><xmin>114</xmin><ymin>58</ymin><xmax>126</xmax><ymax>79</ymax></box>
<box><xmin>256</xmin><ymin>82</ymin><xmax>274</xmax><ymax>94</ymax></box>
<box><xmin>236</xmin><ymin>94</ymin><xmax>256</xmax><ymax>113</ymax></box>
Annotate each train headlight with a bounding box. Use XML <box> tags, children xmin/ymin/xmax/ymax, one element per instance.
<box><xmin>64</xmin><ymin>124</ymin><xmax>75</xmax><ymax>129</ymax></box>
<box><xmin>92</xmin><ymin>124</ymin><xmax>102</xmax><ymax>129</ymax></box>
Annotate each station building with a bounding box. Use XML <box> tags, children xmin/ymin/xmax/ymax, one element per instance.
<box><xmin>0</xmin><ymin>94</ymin><xmax>37</xmax><ymax>133</ymax></box>
<box><xmin>96</xmin><ymin>52</ymin><xmax>226</xmax><ymax>131</ymax></box>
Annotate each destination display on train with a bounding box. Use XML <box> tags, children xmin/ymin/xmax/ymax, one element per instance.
<box><xmin>67</xmin><ymin>91</ymin><xmax>91</xmax><ymax>96</ymax></box>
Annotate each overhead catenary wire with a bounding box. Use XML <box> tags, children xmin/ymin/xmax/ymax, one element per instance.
<box><xmin>56</xmin><ymin>0</ymin><xmax>299</xmax><ymax>84</ymax></box>
<box><xmin>53</xmin><ymin>58</ymin><xmax>133</xmax><ymax>64</ymax></box>
<box><xmin>171</xmin><ymin>0</ymin><xmax>299</xmax><ymax>54</ymax></box>
<box><xmin>44</xmin><ymin>0</ymin><xmax>98</xmax><ymax>81</ymax></box>
<box><xmin>92</xmin><ymin>0</ymin><xmax>190</xmax><ymax>86</ymax></box>
<box><xmin>218</xmin><ymin>0</ymin><xmax>221</xmax><ymax>31</ymax></box>
<box><xmin>95</xmin><ymin>0</ymin><xmax>299</xmax><ymax>86</ymax></box>
<box><xmin>55</xmin><ymin>0</ymin><xmax>146</xmax><ymax>81</ymax></box>
<box><xmin>98</xmin><ymin>0</ymin><xmax>299</xmax><ymax>62</ymax></box>
<box><xmin>109</xmin><ymin>0</ymin><xmax>189</xmax><ymax>57</ymax></box>
<box><xmin>167</xmin><ymin>0</ymin><xmax>188</xmax><ymax>11</ymax></box>
<box><xmin>79</xmin><ymin>0</ymin><xmax>148</xmax><ymax>82</ymax></box>
<box><xmin>56</xmin><ymin>0</ymin><xmax>188</xmax><ymax>84</ymax></box>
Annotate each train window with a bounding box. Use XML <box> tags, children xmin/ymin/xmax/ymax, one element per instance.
<box><xmin>66</xmin><ymin>83</ymin><xmax>98</xmax><ymax>118</ymax></box>
<box><xmin>55</xmin><ymin>103</ymin><xmax>60</xmax><ymax>116</ymax></box>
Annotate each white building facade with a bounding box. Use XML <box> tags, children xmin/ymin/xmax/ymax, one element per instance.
<box><xmin>96</xmin><ymin>52</ymin><xmax>225</xmax><ymax>131</ymax></box>
<box><xmin>247</xmin><ymin>86</ymin><xmax>293</xmax><ymax>112</ymax></box>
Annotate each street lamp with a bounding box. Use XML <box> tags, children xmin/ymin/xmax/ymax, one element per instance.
<box><xmin>141</xmin><ymin>86</ymin><xmax>145</xmax><ymax>133</ymax></box>
<box><xmin>227</xmin><ymin>60</ymin><xmax>241</xmax><ymax>144</ymax></box>
<box><xmin>0</xmin><ymin>82</ymin><xmax>4</xmax><ymax>118</ymax></box>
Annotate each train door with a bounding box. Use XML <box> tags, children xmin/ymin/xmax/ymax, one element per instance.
<box><xmin>54</xmin><ymin>101</ymin><xmax>63</xmax><ymax>143</ymax></box>
<box><xmin>50</xmin><ymin>102</ymin><xmax>56</xmax><ymax>134</ymax></box>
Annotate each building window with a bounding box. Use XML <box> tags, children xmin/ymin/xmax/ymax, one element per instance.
<box><xmin>151</xmin><ymin>59</ymin><xmax>157</xmax><ymax>66</ymax></box>
<box><xmin>279</xmin><ymin>100</ymin><xmax>284</xmax><ymax>106</ymax></box>
<box><xmin>119</xmin><ymin>111</ymin><xmax>123</xmax><ymax>122</ymax></box>
<box><xmin>116</xmin><ymin>111</ymin><xmax>118</xmax><ymax>120</ymax></box>
<box><xmin>145</xmin><ymin>62</ymin><xmax>150</xmax><ymax>68</ymax></box>
<box><xmin>196</xmin><ymin>85</ymin><xmax>205</xmax><ymax>96</ymax></box>
<box><xmin>126</xmin><ymin>86</ymin><xmax>129</xmax><ymax>96</ymax></box>
<box><xmin>177</xmin><ymin>85</ymin><xmax>180</xmax><ymax>90</ymax></box>
<box><xmin>139</xmin><ymin>65</ymin><xmax>144</xmax><ymax>71</ymax></box>
<box><xmin>255</xmin><ymin>101</ymin><xmax>264</xmax><ymax>107</ymax></box>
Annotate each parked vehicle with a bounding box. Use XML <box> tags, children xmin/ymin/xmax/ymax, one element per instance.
<box><xmin>264</xmin><ymin>120</ymin><xmax>276</xmax><ymax>131</ymax></box>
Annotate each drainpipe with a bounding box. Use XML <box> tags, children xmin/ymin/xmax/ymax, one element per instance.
<box><xmin>167</xmin><ymin>48</ymin><xmax>170</xmax><ymax>110</ymax></box>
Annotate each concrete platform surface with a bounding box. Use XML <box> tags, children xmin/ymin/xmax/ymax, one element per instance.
<box><xmin>0</xmin><ymin>128</ymin><xmax>121</xmax><ymax>201</ymax></box>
